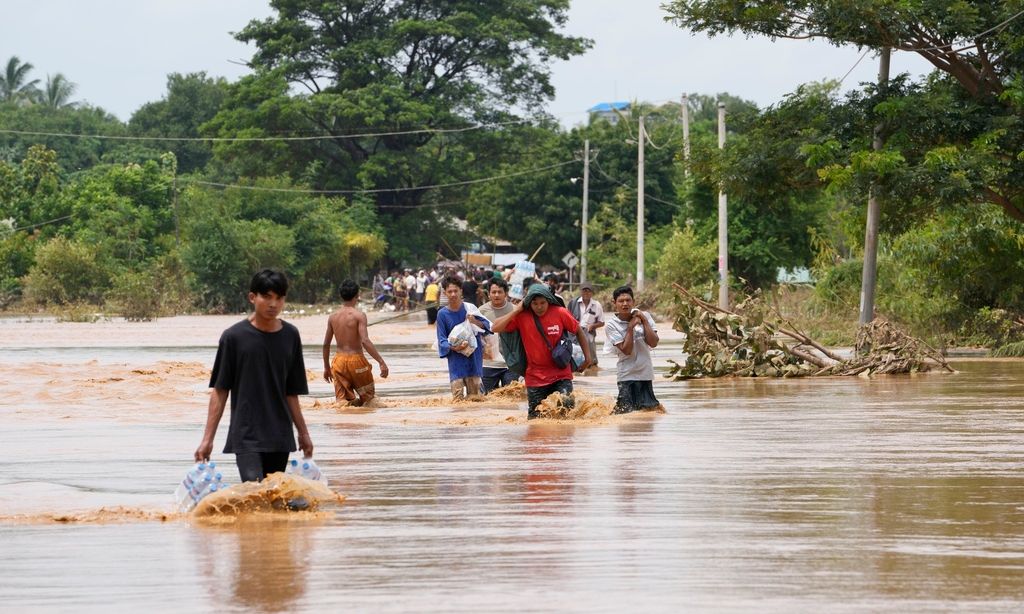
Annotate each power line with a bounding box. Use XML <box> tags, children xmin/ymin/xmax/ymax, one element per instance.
<box><xmin>838</xmin><ymin>49</ymin><xmax>872</xmax><ymax>85</ymax></box>
<box><xmin>8</xmin><ymin>214</ymin><xmax>73</xmax><ymax>232</ymax></box>
<box><xmin>591</xmin><ymin>160</ymin><xmax>681</xmax><ymax>208</ymax></box>
<box><xmin>184</xmin><ymin>159</ymin><xmax>577</xmax><ymax>195</ymax></box>
<box><xmin>0</xmin><ymin>118</ymin><xmax>534</xmax><ymax>143</ymax></box>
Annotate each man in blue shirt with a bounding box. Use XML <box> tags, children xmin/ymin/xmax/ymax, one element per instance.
<box><xmin>436</xmin><ymin>275</ymin><xmax>490</xmax><ymax>400</ymax></box>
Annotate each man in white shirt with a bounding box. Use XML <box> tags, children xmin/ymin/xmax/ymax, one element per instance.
<box><xmin>478</xmin><ymin>278</ymin><xmax>520</xmax><ymax>393</ymax></box>
<box><xmin>604</xmin><ymin>285</ymin><xmax>660</xmax><ymax>414</ymax></box>
<box><xmin>569</xmin><ymin>282</ymin><xmax>604</xmax><ymax>371</ymax></box>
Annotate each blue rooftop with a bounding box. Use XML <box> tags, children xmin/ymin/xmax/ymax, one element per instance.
<box><xmin>588</xmin><ymin>101</ymin><xmax>630</xmax><ymax>113</ymax></box>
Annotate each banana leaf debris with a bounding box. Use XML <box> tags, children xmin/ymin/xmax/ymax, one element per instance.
<box><xmin>667</xmin><ymin>284</ymin><xmax>953</xmax><ymax>380</ymax></box>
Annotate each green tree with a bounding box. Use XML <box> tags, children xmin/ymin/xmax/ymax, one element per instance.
<box><xmin>0</xmin><ymin>102</ymin><xmax>129</xmax><ymax>172</ymax></box>
<box><xmin>0</xmin><ymin>144</ymin><xmax>61</xmax><ymax>229</ymax></box>
<box><xmin>206</xmin><ymin>0</ymin><xmax>591</xmax><ymax>231</ymax></box>
<box><xmin>41</xmin><ymin>73</ymin><xmax>77</xmax><ymax>109</ymax></box>
<box><xmin>129</xmin><ymin>72</ymin><xmax>228</xmax><ymax>173</ymax></box>
<box><xmin>0</xmin><ymin>56</ymin><xmax>40</xmax><ymax>103</ymax></box>
<box><xmin>664</xmin><ymin>0</ymin><xmax>1024</xmax><ymax>223</ymax></box>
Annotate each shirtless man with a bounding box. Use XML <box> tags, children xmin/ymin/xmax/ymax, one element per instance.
<box><xmin>322</xmin><ymin>279</ymin><xmax>389</xmax><ymax>405</ymax></box>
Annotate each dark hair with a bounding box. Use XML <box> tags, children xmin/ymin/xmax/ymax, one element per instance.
<box><xmin>488</xmin><ymin>278</ymin><xmax>509</xmax><ymax>293</ymax></box>
<box><xmin>545</xmin><ymin>273</ymin><xmax>558</xmax><ymax>282</ymax></box>
<box><xmin>441</xmin><ymin>275</ymin><xmax>462</xmax><ymax>290</ymax></box>
<box><xmin>612</xmin><ymin>285</ymin><xmax>634</xmax><ymax>301</ymax></box>
<box><xmin>339</xmin><ymin>279</ymin><xmax>359</xmax><ymax>301</ymax></box>
<box><xmin>522</xmin><ymin>277</ymin><xmax>536</xmax><ymax>291</ymax></box>
<box><xmin>250</xmin><ymin>269</ymin><xmax>289</xmax><ymax>296</ymax></box>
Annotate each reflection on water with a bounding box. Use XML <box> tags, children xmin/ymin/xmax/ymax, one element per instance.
<box><xmin>2</xmin><ymin>347</ymin><xmax>1024</xmax><ymax>611</ymax></box>
<box><xmin>195</xmin><ymin>520</ymin><xmax>316</xmax><ymax>611</ymax></box>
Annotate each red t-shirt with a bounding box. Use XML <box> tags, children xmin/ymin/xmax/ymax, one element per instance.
<box><xmin>505</xmin><ymin>305</ymin><xmax>579</xmax><ymax>387</ymax></box>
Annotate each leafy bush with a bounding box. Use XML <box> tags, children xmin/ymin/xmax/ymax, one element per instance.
<box><xmin>655</xmin><ymin>225</ymin><xmax>717</xmax><ymax>293</ymax></box>
<box><xmin>183</xmin><ymin>206</ymin><xmax>295</xmax><ymax>312</ymax></box>
<box><xmin>22</xmin><ymin>237</ymin><xmax>110</xmax><ymax>306</ymax></box>
<box><xmin>108</xmin><ymin>269</ymin><xmax>162</xmax><ymax>321</ymax></box>
<box><xmin>0</xmin><ymin>230</ymin><xmax>35</xmax><ymax>307</ymax></box>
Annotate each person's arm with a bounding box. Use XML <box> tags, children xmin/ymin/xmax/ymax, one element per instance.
<box><xmin>194</xmin><ymin>388</ymin><xmax>229</xmax><ymax>462</ymax></box>
<box><xmin>616</xmin><ymin>319</ymin><xmax>637</xmax><ymax>357</ymax></box>
<box><xmin>287</xmin><ymin>395</ymin><xmax>314</xmax><ymax>458</ymax></box>
<box><xmin>575</xmin><ymin>326</ymin><xmax>594</xmax><ymax>370</ymax></box>
<box><xmin>358</xmin><ymin>313</ymin><xmax>389</xmax><ymax>378</ymax></box>
<box><xmin>490</xmin><ymin>300</ymin><xmax>523</xmax><ymax>333</ymax></box>
<box><xmin>639</xmin><ymin>312</ymin><xmax>660</xmax><ymax>348</ymax></box>
<box><xmin>437</xmin><ymin>311</ymin><xmax>452</xmax><ymax>357</ymax></box>
<box><xmin>322</xmin><ymin>319</ymin><xmax>334</xmax><ymax>383</ymax></box>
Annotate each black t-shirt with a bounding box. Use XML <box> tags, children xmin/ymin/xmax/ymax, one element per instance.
<box><xmin>209</xmin><ymin>319</ymin><xmax>309</xmax><ymax>453</ymax></box>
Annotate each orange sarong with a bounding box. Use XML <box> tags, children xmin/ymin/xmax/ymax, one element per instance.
<box><xmin>330</xmin><ymin>353</ymin><xmax>375</xmax><ymax>404</ymax></box>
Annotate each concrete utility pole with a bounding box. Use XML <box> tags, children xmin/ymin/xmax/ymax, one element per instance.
<box><xmin>581</xmin><ymin>138</ymin><xmax>590</xmax><ymax>284</ymax></box>
<box><xmin>859</xmin><ymin>48</ymin><xmax>891</xmax><ymax>326</ymax></box>
<box><xmin>681</xmin><ymin>94</ymin><xmax>690</xmax><ymax>176</ymax></box>
<box><xmin>637</xmin><ymin>116</ymin><xmax>645</xmax><ymax>292</ymax></box>
<box><xmin>717</xmin><ymin>102</ymin><xmax>729</xmax><ymax>309</ymax></box>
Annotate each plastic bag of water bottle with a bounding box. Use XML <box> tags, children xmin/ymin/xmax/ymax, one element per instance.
<box><xmin>285</xmin><ymin>457</ymin><xmax>327</xmax><ymax>486</ymax></box>
<box><xmin>174</xmin><ymin>461</ymin><xmax>228</xmax><ymax>513</ymax></box>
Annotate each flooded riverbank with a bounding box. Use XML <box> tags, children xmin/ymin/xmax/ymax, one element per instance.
<box><xmin>1</xmin><ymin>315</ymin><xmax>1022</xmax><ymax>611</ymax></box>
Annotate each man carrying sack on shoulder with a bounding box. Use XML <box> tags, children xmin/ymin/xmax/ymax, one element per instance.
<box><xmin>491</xmin><ymin>283</ymin><xmax>593</xmax><ymax>418</ymax></box>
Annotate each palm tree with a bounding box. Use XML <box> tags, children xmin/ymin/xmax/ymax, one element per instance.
<box><xmin>0</xmin><ymin>56</ymin><xmax>41</xmax><ymax>103</ymax></box>
<box><xmin>42</xmin><ymin>73</ymin><xmax>77</xmax><ymax>109</ymax></box>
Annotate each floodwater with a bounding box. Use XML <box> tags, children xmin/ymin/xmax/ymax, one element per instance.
<box><xmin>2</xmin><ymin>314</ymin><xmax>1024</xmax><ymax>612</ymax></box>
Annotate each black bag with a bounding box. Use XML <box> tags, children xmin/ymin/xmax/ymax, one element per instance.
<box><xmin>532</xmin><ymin>313</ymin><xmax>579</xmax><ymax>370</ymax></box>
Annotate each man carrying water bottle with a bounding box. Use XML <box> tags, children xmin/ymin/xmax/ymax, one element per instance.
<box><xmin>193</xmin><ymin>269</ymin><xmax>315</xmax><ymax>482</ymax></box>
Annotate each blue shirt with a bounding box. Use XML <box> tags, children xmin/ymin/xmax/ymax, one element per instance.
<box><xmin>436</xmin><ymin>304</ymin><xmax>490</xmax><ymax>381</ymax></box>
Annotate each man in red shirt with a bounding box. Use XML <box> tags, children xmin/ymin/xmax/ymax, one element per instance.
<box><xmin>492</xmin><ymin>283</ymin><xmax>593</xmax><ymax>418</ymax></box>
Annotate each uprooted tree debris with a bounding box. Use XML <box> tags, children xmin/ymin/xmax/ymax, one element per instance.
<box><xmin>667</xmin><ymin>284</ymin><xmax>954</xmax><ymax>380</ymax></box>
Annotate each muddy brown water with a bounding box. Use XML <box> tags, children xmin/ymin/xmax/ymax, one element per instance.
<box><xmin>1</xmin><ymin>315</ymin><xmax>1023</xmax><ymax>611</ymax></box>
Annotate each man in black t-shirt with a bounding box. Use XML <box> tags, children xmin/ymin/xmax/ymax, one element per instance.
<box><xmin>193</xmin><ymin>269</ymin><xmax>314</xmax><ymax>482</ymax></box>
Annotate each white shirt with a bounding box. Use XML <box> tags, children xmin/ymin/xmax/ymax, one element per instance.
<box><xmin>573</xmin><ymin>297</ymin><xmax>604</xmax><ymax>333</ymax></box>
<box><xmin>604</xmin><ymin>312</ymin><xmax>657</xmax><ymax>381</ymax></box>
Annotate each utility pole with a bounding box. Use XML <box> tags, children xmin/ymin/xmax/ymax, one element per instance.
<box><xmin>859</xmin><ymin>47</ymin><xmax>891</xmax><ymax>326</ymax></box>
<box><xmin>637</xmin><ymin>115</ymin><xmax>645</xmax><ymax>292</ymax></box>
<box><xmin>681</xmin><ymin>94</ymin><xmax>690</xmax><ymax>176</ymax></box>
<box><xmin>172</xmin><ymin>174</ymin><xmax>180</xmax><ymax>247</ymax></box>
<box><xmin>717</xmin><ymin>102</ymin><xmax>729</xmax><ymax>309</ymax></box>
<box><xmin>581</xmin><ymin>138</ymin><xmax>590</xmax><ymax>284</ymax></box>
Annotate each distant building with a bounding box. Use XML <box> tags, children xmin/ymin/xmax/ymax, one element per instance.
<box><xmin>587</xmin><ymin>101</ymin><xmax>630</xmax><ymax>125</ymax></box>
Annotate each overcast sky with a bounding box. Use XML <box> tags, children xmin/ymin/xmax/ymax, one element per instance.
<box><xmin>3</xmin><ymin>0</ymin><xmax>933</xmax><ymax>124</ymax></box>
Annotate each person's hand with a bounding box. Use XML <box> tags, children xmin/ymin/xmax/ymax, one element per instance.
<box><xmin>378</xmin><ymin>362</ymin><xmax>389</xmax><ymax>378</ymax></box>
<box><xmin>194</xmin><ymin>440</ymin><xmax>213</xmax><ymax>463</ymax></box>
<box><xmin>323</xmin><ymin>368</ymin><xmax>333</xmax><ymax>383</ymax></box>
<box><xmin>452</xmin><ymin>339</ymin><xmax>469</xmax><ymax>352</ymax></box>
<box><xmin>577</xmin><ymin>358</ymin><xmax>593</xmax><ymax>372</ymax></box>
<box><xmin>298</xmin><ymin>432</ymin><xmax>314</xmax><ymax>458</ymax></box>
<box><xmin>466</xmin><ymin>314</ymin><xmax>479</xmax><ymax>327</ymax></box>
<box><xmin>588</xmin><ymin>323</ymin><xmax>598</xmax><ymax>334</ymax></box>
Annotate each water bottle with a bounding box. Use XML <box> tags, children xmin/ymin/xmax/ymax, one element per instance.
<box><xmin>175</xmin><ymin>461</ymin><xmax>229</xmax><ymax>512</ymax></box>
<box><xmin>286</xmin><ymin>457</ymin><xmax>325</xmax><ymax>484</ymax></box>
<box><xmin>300</xmin><ymin>460</ymin><xmax>322</xmax><ymax>481</ymax></box>
<box><xmin>174</xmin><ymin>462</ymin><xmax>207</xmax><ymax>510</ymax></box>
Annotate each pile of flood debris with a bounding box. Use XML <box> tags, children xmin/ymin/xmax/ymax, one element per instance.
<box><xmin>667</xmin><ymin>284</ymin><xmax>953</xmax><ymax>380</ymax></box>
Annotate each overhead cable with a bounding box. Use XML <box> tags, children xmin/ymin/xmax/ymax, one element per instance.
<box><xmin>0</xmin><ymin>118</ymin><xmax>533</xmax><ymax>143</ymax></box>
<box><xmin>184</xmin><ymin>159</ymin><xmax>577</xmax><ymax>195</ymax></box>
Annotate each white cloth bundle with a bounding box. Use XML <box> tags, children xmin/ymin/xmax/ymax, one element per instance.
<box><xmin>447</xmin><ymin>303</ymin><xmax>491</xmax><ymax>357</ymax></box>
